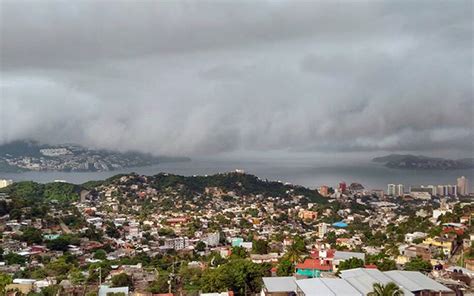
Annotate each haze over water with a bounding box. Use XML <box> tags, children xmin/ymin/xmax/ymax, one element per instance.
<box><xmin>1</xmin><ymin>157</ymin><xmax>472</xmax><ymax>192</ymax></box>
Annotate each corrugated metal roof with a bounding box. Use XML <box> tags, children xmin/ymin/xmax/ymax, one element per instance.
<box><xmin>384</xmin><ymin>270</ymin><xmax>452</xmax><ymax>292</ymax></box>
<box><xmin>340</xmin><ymin>268</ymin><xmax>414</xmax><ymax>296</ymax></box>
<box><xmin>98</xmin><ymin>285</ymin><xmax>129</xmax><ymax>296</ymax></box>
<box><xmin>296</xmin><ymin>278</ymin><xmax>363</xmax><ymax>296</ymax></box>
<box><xmin>334</xmin><ymin>251</ymin><xmax>365</xmax><ymax>261</ymax></box>
<box><xmin>262</xmin><ymin>276</ymin><xmax>296</xmax><ymax>292</ymax></box>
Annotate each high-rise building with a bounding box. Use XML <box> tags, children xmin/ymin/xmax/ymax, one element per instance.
<box><xmin>387</xmin><ymin>184</ymin><xmax>396</xmax><ymax>196</ymax></box>
<box><xmin>318</xmin><ymin>223</ymin><xmax>328</xmax><ymax>238</ymax></box>
<box><xmin>437</xmin><ymin>185</ymin><xmax>446</xmax><ymax>196</ymax></box>
<box><xmin>388</xmin><ymin>184</ymin><xmax>404</xmax><ymax>196</ymax></box>
<box><xmin>447</xmin><ymin>185</ymin><xmax>457</xmax><ymax>197</ymax></box>
<box><xmin>457</xmin><ymin>176</ymin><xmax>469</xmax><ymax>196</ymax></box>
<box><xmin>396</xmin><ymin>184</ymin><xmax>405</xmax><ymax>196</ymax></box>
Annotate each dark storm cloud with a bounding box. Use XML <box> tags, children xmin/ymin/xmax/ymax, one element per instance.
<box><xmin>0</xmin><ymin>0</ymin><xmax>472</xmax><ymax>156</ymax></box>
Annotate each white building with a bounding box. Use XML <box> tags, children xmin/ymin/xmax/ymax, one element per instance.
<box><xmin>387</xmin><ymin>184</ymin><xmax>396</xmax><ymax>196</ymax></box>
<box><xmin>0</xmin><ymin>179</ymin><xmax>13</xmax><ymax>189</ymax></box>
<box><xmin>318</xmin><ymin>223</ymin><xmax>328</xmax><ymax>238</ymax></box>
<box><xmin>205</xmin><ymin>232</ymin><xmax>220</xmax><ymax>247</ymax></box>
<box><xmin>396</xmin><ymin>184</ymin><xmax>405</xmax><ymax>196</ymax></box>
<box><xmin>39</xmin><ymin>148</ymin><xmax>72</xmax><ymax>157</ymax></box>
<box><xmin>457</xmin><ymin>176</ymin><xmax>469</xmax><ymax>196</ymax></box>
<box><xmin>387</xmin><ymin>184</ymin><xmax>404</xmax><ymax>196</ymax></box>
<box><xmin>405</xmin><ymin>232</ymin><xmax>427</xmax><ymax>243</ymax></box>
<box><xmin>164</xmin><ymin>237</ymin><xmax>189</xmax><ymax>250</ymax></box>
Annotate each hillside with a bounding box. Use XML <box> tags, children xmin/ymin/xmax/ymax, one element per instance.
<box><xmin>0</xmin><ymin>172</ymin><xmax>326</xmax><ymax>204</ymax></box>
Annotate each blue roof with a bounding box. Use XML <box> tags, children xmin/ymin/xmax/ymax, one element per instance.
<box><xmin>332</xmin><ymin>221</ymin><xmax>348</xmax><ymax>228</ymax></box>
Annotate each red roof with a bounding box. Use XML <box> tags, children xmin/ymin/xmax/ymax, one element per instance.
<box><xmin>296</xmin><ymin>259</ymin><xmax>333</xmax><ymax>271</ymax></box>
<box><xmin>364</xmin><ymin>264</ymin><xmax>378</xmax><ymax>269</ymax></box>
<box><xmin>443</xmin><ymin>227</ymin><xmax>464</xmax><ymax>235</ymax></box>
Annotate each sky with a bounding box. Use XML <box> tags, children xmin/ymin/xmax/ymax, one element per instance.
<box><xmin>0</xmin><ymin>0</ymin><xmax>472</xmax><ymax>158</ymax></box>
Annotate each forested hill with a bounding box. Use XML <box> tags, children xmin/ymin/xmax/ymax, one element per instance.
<box><xmin>0</xmin><ymin>172</ymin><xmax>325</xmax><ymax>204</ymax></box>
<box><xmin>373</xmin><ymin>154</ymin><xmax>474</xmax><ymax>170</ymax></box>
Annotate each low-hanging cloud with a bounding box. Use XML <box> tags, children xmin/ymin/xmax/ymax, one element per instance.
<box><xmin>0</xmin><ymin>0</ymin><xmax>472</xmax><ymax>157</ymax></box>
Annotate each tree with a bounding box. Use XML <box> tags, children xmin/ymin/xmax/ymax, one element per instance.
<box><xmin>200</xmin><ymin>259</ymin><xmax>270</xmax><ymax>294</ymax></box>
<box><xmin>404</xmin><ymin>256</ymin><xmax>432</xmax><ymax>273</ymax></box>
<box><xmin>84</xmin><ymin>225</ymin><xmax>103</xmax><ymax>241</ymax></box>
<box><xmin>283</xmin><ymin>241</ymin><xmax>304</xmax><ymax>272</ymax></box>
<box><xmin>45</xmin><ymin>257</ymin><xmax>73</xmax><ymax>276</ymax></box>
<box><xmin>94</xmin><ymin>249</ymin><xmax>107</xmax><ymax>260</ymax></box>
<box><xmin>367</xmin><ymin>282</ymin><xmax>404</xmax><ymax>296</ymax></box>
<box><xmin>326</xmin><ymin>231</ymin><xmax>337</xmax><ymax>245</ymax></box>
<box><xmin>4</xmin><ymin>253</ymin><xmax>26</xmax><ymax>265</ymax></box>
<box><xmin>0</xmin><ymin>272</ymin><xmax>12</xmax><ymax>293</ymax></box>
<box><xmin>106</xmin><ymin>223</ymin><xmax>120</xmax><ymax>239</ymax></box>
<box><xmin>111</xmin><ymin>273</ymin><xmax>133</xmax><ymax>288</ymax></box>
<box><xmin>253</xmin><ymin>239</ymin><xmax>269</xmax><ymax>255</ymax></box>
<box><xmin>147</xmin><ymin>275</ymin><xmax>169</xmax><ymax>293</ymax></box>
<box><xmin>230</xmin><ymin>246</ymin><xmax>248</xmax><ymax>259</ymax></box>
<box><xmin>69</xmin><ymin>268</ymin><xmax>86</xmax><ymax>285</ymax></box>
<box><xmin>195</xmin><ymin>241</ymin><xmax>206</xmax><ymax>252</ymax></box>
<box><xmin>337</xmin><ymin>257</ymin><xmax>365</xmax><ymax>272</ymax></box>
<box><xmin>376</xmin><ymin>259</ymin><xmax>397</xmax><ymax>271</ymax></box>
<box><xmin>20</xmin><ymin>227</ymin><xmax>43</xmax><ymax>245</ymax></box>
<box><xmin>292</xmin><ymin>236</ymin><xmax>306</xmax><ymax>253</ymax></box>
<box><xmin>276</xmin><ymin>259</ymin><xmax>294</xmax><ymax>276</ymax></box>
<box><xmin>46</xmin><ymin>236</ymin><xmax>70</xmax><ymax>251</ymax></box>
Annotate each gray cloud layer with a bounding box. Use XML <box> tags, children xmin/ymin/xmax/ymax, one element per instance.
<box><xmin>0</xmin><ymin>0</ymin><xmax>472</xmax><ymax>156</ymax></box>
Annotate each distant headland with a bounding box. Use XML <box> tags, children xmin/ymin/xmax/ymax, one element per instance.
<box><xmin>0</xmin><ymin>140</ymin><xmax>190</xmax><ymax>173</ymax></box>
<box><xmin>372</xmin><ymin>154</ymin><xmax>474</xmax><ymax>170</ymax></box>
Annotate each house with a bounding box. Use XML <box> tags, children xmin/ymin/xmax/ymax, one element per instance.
<box><xmin>98</xmin><ymin>285</ymin><xmax>129</xmax><ymax>296</ymax></box>
<box><xmin>306</xmin><ymin>249</ymin><xmax>365</xmax><ymax>272</ymax></box>
<box><xmin>399</xmin><ymin>244</ymin><xmax>432</xmax><ymax>263</ymax></box>
<box><xmin>405</xmin><ymin>232</ymin><xmax>427</xmax><ymax>244</ymax></box>
<box><xmin>423</xmin><ymin>236</ymin><xmax>455</xmax><ymax>255</ymax></box>
<box><xmin>296</xmin><ymin>259</ymin><xmax>332</xmax><ymax>278</ymax></box>
<box><xmin>332</xmin><ymin>251</ymin><xmax>365</xmax><ymax>271</ymax></box>
<box><xmin>261</xmin><ymin>277</ymin><xmax>296</xmax><ymax>295</ymax></box>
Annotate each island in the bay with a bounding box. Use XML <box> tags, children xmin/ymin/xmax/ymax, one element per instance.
<box><xmin>373</xmin><ymin>154</ymin><xmax>474</xmax><ymax>170</ymax></box>
<box><xmin>0</xmin><ymin>140</ymin><xmax>190</xmax><ymax>172</ymax></box>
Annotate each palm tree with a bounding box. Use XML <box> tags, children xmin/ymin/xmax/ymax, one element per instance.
<box><xmin>367</xmin><ymin>282</ymin><xmax>404</xmax><ymax>296</ymax></box>
<box><xmin>285</xmin><ymin>243</ymin><xmax>303</xmax><ymax>264</ymax></box>
<box><xmin>285</xmin><ymin>242</ymin><xmax>304</xmax><ymax>270</ymax></box>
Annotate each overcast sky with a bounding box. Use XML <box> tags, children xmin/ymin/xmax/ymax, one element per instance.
<box><xmin>0</xmin><ymin>0</ymin><xmax>472</xmax><ymax>157</ymax></box>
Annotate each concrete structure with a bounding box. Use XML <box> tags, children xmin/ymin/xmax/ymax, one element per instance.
<box><xmin>457</xmin><ymin>176</ymin><xmax>469</xmax><ymax>196</ymax></box>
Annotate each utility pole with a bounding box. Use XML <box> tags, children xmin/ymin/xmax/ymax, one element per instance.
<box><xmin>169</xmin><ymin>259</ymin><xmax>175</xmax><ymax>294</ymax></box>
<box><xmin>98</xmin><ymin>267</ymin><xmax>102</xmax><ymax>286</ymax></box>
